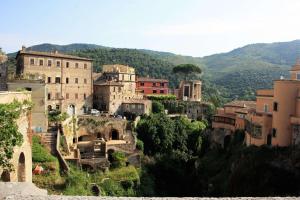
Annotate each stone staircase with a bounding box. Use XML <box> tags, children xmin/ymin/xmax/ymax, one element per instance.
<box><xmin>40</xmin><ymin>132</ymin><xmax>57</xmax><ymax>154</ymax></box>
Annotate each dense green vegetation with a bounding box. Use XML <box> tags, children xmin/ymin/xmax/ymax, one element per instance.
<box><xmin>0</xmin><ymin>100</ymin><xmax>32</xmax><ymax>170</ymax></box>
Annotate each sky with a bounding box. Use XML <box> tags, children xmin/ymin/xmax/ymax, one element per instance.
<box><xmin>1</xmin><ymin>0</ymin><xmax>300</xmax><ymax>56</ymax></box>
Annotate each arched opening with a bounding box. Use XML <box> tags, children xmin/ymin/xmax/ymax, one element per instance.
<box><xmin>107</xmin><ymin>149</ymin><xmax>115</xmax><ymax>163</ymax></box>
<box><xmin>224</xmin><ymin>135</ymin><xmax>231</xmax><ymax>149</ymax></box>
<box><xmin>68</xmin><ymin>104</ymin><xmax>75</xmax><ymax>116</ymax></box>
<box><xmin>18</xmin><ymin>152</ymin><xmax>26</xmax><ymax>182</ymax></box>
<box><xmin>110</xmin><ymin>129</ymin><xmax>119</xmax><ymax>140</ymax></box>
<box><xmin>47</xmin><ymin>105</ymin><xmax>52</xmax><ymax>111</ymax></box>
<box><xmin>1</xmin><ymin>170</ymin><xmax>10</xmax><ymax>182</ymax></box>
<box><xmin>91</xmin><ymin>184</ymin><xmax>101</xmax><ymax>196</ymax></box>
<box><xmin>267</xmin><ymin>134</ymin><xmax>272</xmax><ymax>146</ymax></box>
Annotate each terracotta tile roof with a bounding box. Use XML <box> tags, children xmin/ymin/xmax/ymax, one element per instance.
<box><xmin>17</xmin><ymin>50</ymin><xmax>93</xmax><ymax>61</ymax></box>
<box><xmin>224</xmin><ymin>100</ymin><xmax>256</xmax><ymax>109</ymax></box>
<box><xmin>137</xmin><ymin>77</ymin><xmax>168</xmax><ymax>82</ymax></box>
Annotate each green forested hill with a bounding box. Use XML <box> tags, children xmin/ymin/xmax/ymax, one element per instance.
<box><xmin>6</xmin><ymin>40</ymin><xmax>300</xmax><ymax>102</ymax></box>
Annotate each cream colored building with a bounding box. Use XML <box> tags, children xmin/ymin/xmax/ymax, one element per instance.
<box><xmin>7</xmin><ymin>81</ymin><xmax>47</xmax><ymax>132</ymax></box>
<box><xmin>15</xmin><ymin>46</ymin><xmax>93</xmax><ymax>116</ymax></box>
<box><xmin>93</xmin><ymin>64</ymin><xmax>142</xmax><ymax>114</ymax></box>
<box><xmin>0</xmin><ymin>91</ymin><xmax>32</xmax><ymax>182</ymax></box>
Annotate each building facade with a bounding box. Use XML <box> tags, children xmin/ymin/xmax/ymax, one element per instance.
<box><xmin>7</xmin><ymin>81</ymin><xmax>47</xmax><ymax>133</ymax></box>
<box><xmin>177</xmin><ymin>80</ymin><xmax>202</xmax><ymax>101</ymax></box>
<box><xmin>212</xmin><ymin>60</ymin><xmax>300</xmax><ymax>147</ymax></box>
<box><xmin>0</xmin><ymin>91</ymin><xmax>32</xmax><ymax>182</ymax></box>
<box><xmin>136</xmin><ymin>77</ymin><xmax>169</xmax><ymax>95</ymax></box>
<box><xmin>93</xmin><ymin>64</ymin><xmax>142</xmax><ymax>114</ymax></box>
<box><xmin>15</xmin><ymin>47</ymin><xmax>93</xmax><ymax>116</ymax></box>
<box><xmin>0</xmin><ymin>50</ymin><xmax>8</xmax><ymax>91</ymax></box>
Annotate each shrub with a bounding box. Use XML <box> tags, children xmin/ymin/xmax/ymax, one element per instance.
<box><xmin>152</xmin><ymin>100</ymin><xmax>165</xmax><ymax>113</ymax></box>
<box><xmin>111</xmin><ymin>152</ymin><xmax>127</xmax><ymax>168</ymax></box>
<box><xmin>101</xmin><ymin>179</ymin><xmax>125</xmax><ymax>196</ymax></box>
<box><xmin>147</xmin><ymin>94</ymin><xmax>176</xmax><ymax>101</ymax></box>
<box><xmin>121</xmin><ymin>180</ymin><xmax>134</xmax><ymax>190</ymax></box>
<box><xmin>32</xmin><ymin>136</ymin><xmax>56</xmax><ymax>162</ymax></box>
<box><xmin>136</xmin><ymin>139</ymin><xmax>144</xmax><ymax>152</ymax></box>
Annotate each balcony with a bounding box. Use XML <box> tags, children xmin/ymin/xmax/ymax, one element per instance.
<box><xmin>212</xmin><ymin>114</ymin><xmax>236</xmax><ymax>131</ymax></box>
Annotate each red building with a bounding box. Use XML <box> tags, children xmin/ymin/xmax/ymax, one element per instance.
<box><xmin>136</xmin><ymin>77</ymin><xmax>169</xmax><ymax>95</ymax></box>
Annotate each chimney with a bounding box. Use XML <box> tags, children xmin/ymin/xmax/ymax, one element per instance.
<box><xmin>21</xmin><ymin>45</ymin><xmax>26</xmax><ymax>51</ymax></box>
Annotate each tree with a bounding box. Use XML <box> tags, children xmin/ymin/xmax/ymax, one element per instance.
<box><xmin>152</xmin><ymin>101</ymin><xmax>164</xmax><ymax>113</ymax></box>
<box><xmin>0</xmin><ymin>101</ymin><xmax>25</xmax><ymax>170</ymax></box>
<box><xmin>173</xmin><ymin>64</ymin><xmax>202</xmax><ymax>80</ymax></box>
<box><xmin>136</xmin><ymin>113</ymin><xmax>175</xmax><ymax>155</ymax></box>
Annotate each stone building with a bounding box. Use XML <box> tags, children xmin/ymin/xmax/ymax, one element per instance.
<box><xmin>0</xmin><ymin>49</ymin><xmax>8</xmax><ymax>91</ymax></box>
<box><xmin>15</xmin><ymin>46</ymin><xmax>93</xmax><ymax>116</ymax></box>
<box><xmin>0</xmin><ymin>91</ymin><xmax>32</xmax><ymax>182</ymax></box>
<box><xmin>136</xmin><ymin>77</ymin><xmax>169</xmax><ymax>95</ymax></box>
<box><xmin>61</xmin><ymin>116</ymin><xmax>137</xmax><ymax>170</ymax></box>
<box><xmin>121</xmin><ymin>99</ymin><xmax>152</xmax><ymax>119</ymax></box>
<box><xmin>177</xmin><ymin>80</ymin><xmax>202</xmax><ymax>101</ymax></box>
<box><xmin>93</xmin><ymin>64</ymin><xmax>142</xmax><ymax>114</ymax></box>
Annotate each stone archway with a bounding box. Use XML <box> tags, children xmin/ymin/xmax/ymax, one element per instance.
<box><xmin>110</xmin><ymin>129</ymin><xmax>119</xmax><ymax>140</ymax></box>
<box><xmin>107</xmin><ymin>149</ymin><xmax>115</xmax><ymax>163</ymax></box>
<box><xmin>68</xmin><ymin>104</ymin><xmax>75</xmax><ymax>116</ymax></box>
<box><xmin>18</xmin><ymin>152</ymin><xmax>26</xmax><ymax>182</ymax></box>
<box><xmin>1</xmin><ymin>170</ymin><xmax>10</xmax><ymax>182</ymax></box>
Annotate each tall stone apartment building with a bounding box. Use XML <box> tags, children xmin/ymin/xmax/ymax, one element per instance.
<box><xmin>94</xmin><ymin>64</ymin><xmax>143</xmax><ymax>114</ymax></box>
<box><xmin>136</xmin><ymin>77</ymin><xmax>169</xmax><ymax>95</ymax></box>
<box><xmin>0</xmin><ymin>91</ymin><xmax>32</xmax><ymax>182</ymax></box>
<box><xmin>212</xmin><ymin>59</ymin><xmax>300</xmax><ymax>147</ymax></box>
<box><xmin>15</xmin><ymin>47</ymin><xmax>93</xmax><ymax>116</ymax></box>
<box><xmin>0</xmin><ymin>50</ymin><xmax>8</xmax><ymax>90</ymax></box>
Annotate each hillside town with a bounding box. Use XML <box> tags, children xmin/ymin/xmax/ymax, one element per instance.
<box><xmin>2</xmin><ymin>43</ymin><xmax>300</xmax><ymax>198</ymax></box>
<box><xmin>0</xmin><ymin>47</ymin><xmax>208</xmax><ymax>183</ymax></box>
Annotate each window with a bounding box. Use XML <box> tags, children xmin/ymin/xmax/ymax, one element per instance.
<box><xmin>66</xmin><ymin>78</ymin><xmax>69</xmax><ymax>84</ymax></box>
<box><xmin>161</xmin><ymin>83</ymin><xmax>164</xmax><ymax>87</ymax></box>
<box><xmin>55</xmin><ymin>77</ymin><xmax>61</xmax><ymax>84</ymax></box>
<box><xmin>66</xmin><ymin>93</ymin><xmax>69</xmax><ymax>99</ymax></box>
<box><xmin>272</xmin><ymin>128</ymin><xmax>277</xmax><ymax>137</ymax></box>
<box><xmin>263</xmin><ymin>104</ymin><xmax>268</xmax><ymax>112</ymax></box>
<box><xmin>48</xmin><ymin>105</ymin><xmax>52</xmax><ymax>111</ymax></box>
<box><xmin>141</xmin><ymin>82</ymin><xmax>144</xmax><ymax>86</ymax></box>
<box><xmin>273</xmin><ymin>102</ymin><xmax>278</xmax><ymax>111</ymax></box>
<box><xmin>141</xmin><ymin>90</ymin><xmax>144</xmax><ymax>93</ymax></box>
<box><xmin>122</xmin><ymin>74</ymin><xmax>124</xmax><ymax>80</ymax></box>
<box><xmin>66</xmin><ymin>62</ymin><xmax>69</xmax><ymax>68</ymax></box>
<box><xmin>75</xmin><ymin>63</ymin><xmax>79</xmax><ymax>68</ymax></box>
<box><xmin>56</xmin><ymin>61</ymin><xmax>60</xmax><ymax>67</ymax></box>
<box><xmin>56</xmin><ymin>93</ymin><xmax>60</xmax><ymax>99</ymax></box>
<box><xmin>152</xmin><ymin>83</ymin><xmax>156</xmax><ymax>87</ymax></box>
<box><xmin>84</xmin><ymin>79</ymin><xmax>87</xmax><ymax>84</ymax></box>
<box><xmin>84</xmin><ymin>93</ymin><xmax>86</xmax><ymax>100</ymax></box>
<box><xmin>47</xmin><ymin>93</ymin><xmax>51</xmax><ymax>100</ymax></box>
<box><xmin>47</xmin><ymin>77</ymin><xmax>51</xmax><ymax>83</ymax></box>
<box><xmin>75</xmin><ymin>93</ymin><xmax>78</xmax><ymax>99</ymax></box>
<box><xmin>160</xmin><ymin>90</ymin><xmax>164</xmax><ymax>94</ymax></box>
<box><xmin>30</xmin><ymin>58</ymin><xmax>34</xmax><ymax>65</ymax></box>
<box><xmin>56</xmin><ymin>105</ymin><xmax>60</xmax><ymax>110</ymax></box>
<box><xmin>297</xmin><ymin>73</ymin><xmax>300</xmax><ymax>80</ymax></box>
<box><xmin>39</xmin><ymin>59</ymin><xmax>43</xmax><ymax>66</ymax></box>
<box><xmin>153</xmin><ymin>90</ymin><xmax>157</xmax><ymax>94</ymax></box>
<box><xmin>84</xmin><ymin>63</ymin><xmax>87</xmax><ymax>69</ymax></box>
<box><xmin>25</xmin><ymin>87</ymin><xmax>32</xmax><ymax>91</ymax></box>
<box><xmin>75</xmin><ymin>78</ymin><xmax>78</xmax><ymax>84</ymax></box>
<box><xmin>47</xmin><ymin>60</ymin><xmax>52</xmax><ymax>67</ymax></box>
